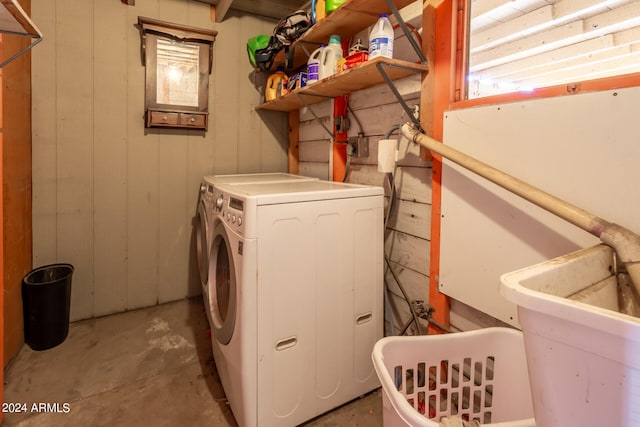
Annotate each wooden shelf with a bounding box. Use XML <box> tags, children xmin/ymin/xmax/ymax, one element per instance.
<box><xmin>256</xmin><ymin>57</ymin><xmax>427</xmax><ymax>111</ymax></box>
<box><xmin>273</xmin><ymin>0</ymin><xmax>416</xmax><ymax>70</ymax></box>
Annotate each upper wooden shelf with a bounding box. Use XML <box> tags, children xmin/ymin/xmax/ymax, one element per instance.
<box><xmin>256</xmin><ymin>57</ymin><xmax>428</xmax><ymax>111</ymax></box>
<box><xmin>273</xmin><ymin>0</ymin><xmax>417</xmax><ymax>70</ymax></box>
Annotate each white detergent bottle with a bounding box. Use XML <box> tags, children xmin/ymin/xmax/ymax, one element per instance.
<box><xmin>369</xmin><ymin>13</ymin><xmax>394</xmax><ymax>60</ymax></box>
<box><xmin>319</xmin><ymin>35</ymin><xmax>343</xmax><ymax>79</ymax></box>
<box><xmin>307</xmin><ymin>45</ymin><xmax>324</xmax><ymax>85</ymax></box>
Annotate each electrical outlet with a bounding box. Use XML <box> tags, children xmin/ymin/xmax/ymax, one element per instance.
<box><xmin>347</xmin><ymin>134</ymin><xmax>369</xmax><ymax>158</ymax></box>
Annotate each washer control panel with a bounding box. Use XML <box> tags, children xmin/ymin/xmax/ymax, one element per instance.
<box><xmin>214</xmin><ymin>190</ymin><xmax>244</xmax><ymax>235</ymax></box>
<box><xmin>200</xmin><ymin>181</ymin><xmax>215</xmax><ymax>210</ymax></box>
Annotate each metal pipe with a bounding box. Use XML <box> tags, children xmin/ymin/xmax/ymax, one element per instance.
<box><xmin>401</xmin><ymin>122</ymin><xmax>640</xmax><ymax>297</ymax></box>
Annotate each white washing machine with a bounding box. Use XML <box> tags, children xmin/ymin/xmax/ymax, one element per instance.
<box><xmin>196</xmin><ymin>173</ymin><xmax>317</xmax><ymax>324</ymax></box>
<box><xmin>206</xmin><ymin>179</ymin><xmax>384</xmax><ymax>426</ymax></box>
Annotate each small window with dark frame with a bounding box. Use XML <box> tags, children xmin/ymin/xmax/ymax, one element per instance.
<box><xmin>137</xmin><ymin>17</ymin><xmax>217</xmax><ymax>130</ymax></box>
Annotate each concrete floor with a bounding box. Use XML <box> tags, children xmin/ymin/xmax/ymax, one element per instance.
<box><xmin>3</xmin><ymin>298</ymin><xmax>383</xmax><ymax>426</ymax></box>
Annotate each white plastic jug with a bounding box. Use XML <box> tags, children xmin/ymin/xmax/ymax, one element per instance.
<box><xmin>369</xmin><ymin>14</ymin><xmax>394</xmax><ymax>60</ymax></box>
<box><xmin>307</xmin><ymin>45</ymin><xmax>324</xmax><ymax>85</ymax></box>
<box><xmin>319</xmin><ymin>35</ymin><xmax>343</xmax><ymax>79</ymax></box>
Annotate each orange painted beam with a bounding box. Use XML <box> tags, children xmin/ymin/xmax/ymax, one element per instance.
<box><xmin>332</xmin><ymin>94</ymin><xmax>349</xmax><ymax>181</ymax></box>
<box><xmin>453</xmin><ymin>72</ymin><xmax>640</xmax><ymax>110</ymax></box>
<box><xmin>0</xmin><ymin>34</ymin><xmax>4</xmax><ymax>424</ymax></box>
<box><xmin>427</xmin><ymin>0</ymin><xmax>459</xmax><ymax>333</ymax></box>
<box><xmin>2</xmin><ymin>0</ymin><xmax>34</xmax><ymax>381</ymax></box>
<box><xmin>332</xmin><ymin>141</ymin><xmax>347</xmax><ymax>182</ymax></box>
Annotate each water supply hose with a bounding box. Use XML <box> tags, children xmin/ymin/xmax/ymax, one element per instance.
<box><xmin>382</xmin><ymin>124</ymin><xmax>424</xmax><ymax>335</ymax></box>
<box><xmin>401</xmin><ymin>122</ymin><xmax>640</xmax><ymax>297</ymax></box>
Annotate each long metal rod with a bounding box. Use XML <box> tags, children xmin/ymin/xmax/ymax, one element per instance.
<box><xmin>401</xmin><ymin>122</ymin><xmax>640</xmax><ymax>296</ymax></box>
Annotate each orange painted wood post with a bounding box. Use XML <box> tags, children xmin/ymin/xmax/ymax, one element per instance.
<box><xmin>0</xmin><ymin>33</ymin><xmax>4</xmax><ymax>423</ymax></box>
<box><xmin>426</xmin><ymin>0</ymin><xmax>460</xmax><ymax>333</ymax></box>
<box><xmin>332</xmin><ymin>141</ymin><xmax>347</xmax><ymax>181</ymax></box>
<box><xmin>1</xmin><ymin>0</ymin><xmax>35</xmax><ymax>386</ymax></box>
<box><xmin>332</xmin><ymin>94</ymin><xmax>349</xmax><ymax>181</ymax></box>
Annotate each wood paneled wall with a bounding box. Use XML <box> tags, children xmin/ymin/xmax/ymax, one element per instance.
<box><xmin>31</xmin><ymin>0</ymin><xmax>288</xmax><ymax>321</ymax></box>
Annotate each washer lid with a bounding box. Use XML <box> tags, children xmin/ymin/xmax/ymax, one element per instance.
<box><xmin>202</xmin><ymin>172</ymin><xmax>317</xmax><ymax>186</ymax></box>
<box><xmin>216</xmin><ymin>179</ymin><xmax>383</xmax><ymax>205</ymax></box>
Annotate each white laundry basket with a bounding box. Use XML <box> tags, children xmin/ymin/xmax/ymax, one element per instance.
<box><xmin>372</xmin><ymin>328</ymin><xmax>535</xmax><ymax>426</ymax></box>
<box><xmin>501</xmin><ymin>244</ymin><xmax>640</xmax><ymax>427</ymax></box>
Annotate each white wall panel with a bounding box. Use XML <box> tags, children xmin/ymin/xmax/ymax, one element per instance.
<box><xmin>157</xmin><ymin>1</ymin><xmax>190</xmax><ymax>304</ymax></box>
<box><xmin>93</xmin><ymin>1</ymin><xmax>129</xmax><ymax>316</ymax></box>
<box><xmin>441</xmin><ymin>87</ymin><xmax>640</xmax><ymax>326</ymax></box>
<box><xmin>125</xmin><ymin>0</ymin><xmax>161</xmax><ymax>312</ymax></box>
<box><xmin>31</xmin><ymin>0</ymin><xmax>57</xmax><ymax>267</ymax></box>
<box><xmin>55</xmin><ymin>0</ymin><xmax>95</xmax><ymax>320</ymax></box>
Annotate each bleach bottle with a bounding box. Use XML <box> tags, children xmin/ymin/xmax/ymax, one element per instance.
<box><xmin>369</xmin><ymin>13</ymin><xmax>394</xmax><ymax>59</ymax></box>
<box><xmin>320</xmin><ymin>35</ymin><xmax>343</xmax><ymax>79</ymax></box>
<box><xmin>307</xmin><ymin>45</ymin><xmax>324</xmax><ymax>85</ymax></box>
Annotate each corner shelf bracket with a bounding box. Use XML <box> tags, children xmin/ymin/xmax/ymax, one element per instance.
<box><xmin>376</xmin><ymin>62</ymin><xmax>422</xmax><ymax>130</ymax></box>
<box><xmin>373</xmin><ymin>0</ymin><xmax>426</xmax><ymax>131</ymax></box>
<box><xmin>0</xmin><ymin>35</ymin><xmax>42</xmax><ymax>68</ymax></box>
<box><xmin>295</xmin><ymin>92</ymin><xmax>336</xmax><ymax>139</ymax></box>
<box><xmin>0</xmin><ymin>0</ymin><xmax>44</xmax><ymax>68</ymax></box>
<box><xmin>384</xmin><ymin>0</ymin><xmax>427</xmax><ymax>65</ymax></box>
<box><xmin>298</xmin><ymin>40</ymin><xmax>324</xmax><ymax>57</ymax></box>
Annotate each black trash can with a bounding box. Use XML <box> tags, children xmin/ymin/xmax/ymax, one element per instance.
<box><xmin>22</xmin><ymin>263</ymin><xmax>74</xmax><ymax>351</ymax></box>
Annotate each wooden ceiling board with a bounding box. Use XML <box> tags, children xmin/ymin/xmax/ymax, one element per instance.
<box><xmin>193</xmin><ymin>0</ymin><xmax>310</xmax><ymax>20</ymax></box>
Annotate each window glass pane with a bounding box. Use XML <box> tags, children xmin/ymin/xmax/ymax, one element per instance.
<box><xmin>156</xmin><ymin>38</ymin><xmax>200</xmax><ymax>106</ymax></box>
<box><xmin>467</xmin><ymin>0</ymin><xmax>640</xmax><ymax>99</ymax></box>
